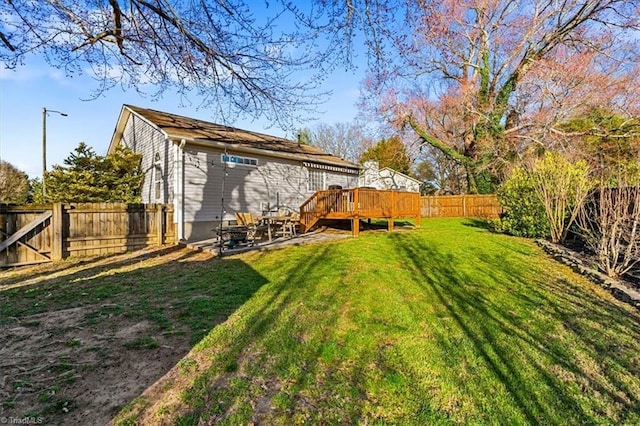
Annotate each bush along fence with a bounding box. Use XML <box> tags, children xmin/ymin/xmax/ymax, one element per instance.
<box><xmin>0</xmin><ymin>203</ymin><xmax>175</xmax><ymax>267</ymax></box>
<box><xmin>421</xmin><ymin>194</ymin><xmax>502</xmax><ymax>218</ymax></box>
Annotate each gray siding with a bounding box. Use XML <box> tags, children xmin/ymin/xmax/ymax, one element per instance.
<box><xmin>120</xmin><ymin>114</ymin><xmax>174</xmax><ymax>203</ymax></box>
<box><xmin>324</xmin><ymin>171</ymin><xmax>356</xmax><ymax>191</ymax></box>
<box><xmin>182</xmin><ymin>146</ymin><xmax>358</xmax><ymax>223</ymax></box>
<box><xmin>116</xmin><ymin>114</ymin><xmax>358</xmax><ymax>240</ymax></box>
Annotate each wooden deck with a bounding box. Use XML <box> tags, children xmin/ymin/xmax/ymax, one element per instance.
<box><xmin>299</xmin><ymin>188</ymin><xmax>421</xmax><ymax>236</ymax></box>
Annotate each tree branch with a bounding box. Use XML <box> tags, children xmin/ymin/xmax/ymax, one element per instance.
<box><xmin>0</xmin><ymin>31</ymin><xmax>15</xmax><ymax>51</ymax></box>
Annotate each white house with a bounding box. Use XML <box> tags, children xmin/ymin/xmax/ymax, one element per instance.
<box><xmin>359</xmin><ymin>161</ymin><xmax>421</xmax><ymax>192</ymax></box>
<box><xmin>108</xmin><ymin>105</ymin><xmax>360</xmax><ymax>241</ymax></box>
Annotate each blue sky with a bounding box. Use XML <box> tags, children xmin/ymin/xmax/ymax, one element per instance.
<box><xmin>0</xmin><ymin>56</ymin><xmax>363</xmax><ymax>179</ymax></box>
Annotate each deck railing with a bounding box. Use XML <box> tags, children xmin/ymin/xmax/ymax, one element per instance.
<box><xmin>299</xmin><ymin>188</ymin><xmax>421</xmax><ymax>235</ymax></box>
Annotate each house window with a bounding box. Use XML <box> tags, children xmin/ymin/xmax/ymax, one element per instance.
<box><xmin>221</xmin><ymin>153</ymin><xmax>258</xmax><ymax>167</ymax></box>
<box><xmin>153</xmin><ymin>153</ymin><xmax>163</xmax><ymax>201</ymax></box>
<box><xmin>154</xmin><ymin>176</ymin><xmax>162</xmax><ymax>200</ymax></box>
<box><xmin>308</xmin><ymin>168</ymin><xmax>325</xmax><ymax>191</ymax></box>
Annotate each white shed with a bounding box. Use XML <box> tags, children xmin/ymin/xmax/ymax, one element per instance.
<box><xmin>360</xmin><ymin>161</ymin><xmax>421</xmax><ymax>192</ymax></box>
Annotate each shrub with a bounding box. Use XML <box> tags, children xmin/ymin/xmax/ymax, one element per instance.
<box><xmin>530</xmin><ymin>152</ymin><xmax>591</xmax><ymax>244</ymax></box>
<box><xmin>576</xmin><ymin>169</ymin><xmax>640</xmax><ymax>278</ymax></box>
<box><xmin>493</xmin><ymin>167</ymin><xmax>550</xmax><ymax>238</ymax></box>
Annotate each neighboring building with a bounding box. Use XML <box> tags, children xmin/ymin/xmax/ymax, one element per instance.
<box><xmin>108</xmin><ymin>105</ymin><xmax>360</xmax><ymax>241</ymax></box>
<box><xmin>360</xmin><ymin>161</ymin><xmax>421</xmax><ymax>193</ymax></box>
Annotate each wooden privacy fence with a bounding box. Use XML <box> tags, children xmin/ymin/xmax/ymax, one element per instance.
<box><xmin>421</xmin><ymin>194</ymin><xmax>502</xmax><ymax>218</ymax></box>
<box><xmin>0</xmin><ymin>203</ymin><xmax>175</xmax><ymax>267</ymax></box>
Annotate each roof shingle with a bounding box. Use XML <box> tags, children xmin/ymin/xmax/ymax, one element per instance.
<box><xmin>125</xmin><ymin>105</ymin><xmax>358</xmax><ymax>169</ymax></box>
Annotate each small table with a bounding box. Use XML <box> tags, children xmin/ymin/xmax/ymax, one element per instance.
<box><xmin>259</xmin><ymin>216</ymin><xmax>275</xmax><ymax>242</ymax></box>
<box><xmin>259</xmin><ymin>216</ymin><xmax>297</xmax><ymax>241</ymax></box>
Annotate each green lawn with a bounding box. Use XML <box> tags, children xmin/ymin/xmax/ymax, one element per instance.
<box><xmin>2</xmin><ymin>218</ymin><xmax>638</xmax><ymax>424</ymax></box>
<box><xmin>113</xmin><ymin>218</ymin><xmax>640</xmax><ymax>425</ymax></box>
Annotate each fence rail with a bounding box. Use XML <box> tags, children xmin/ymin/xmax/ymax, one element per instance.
<box><xmin>0</xmin><ymin>203</ymin><xmax>175</xmax><ymax>267</ymax></box>
<box><xmin>421</xmin><ymin>194</ymin><xmax>501</xmax><ymax>218</ymax></box>
<box><xmin>300</xmin><ymin>188</ymin><xmax>422</xmax><ymax>235</ymax></box>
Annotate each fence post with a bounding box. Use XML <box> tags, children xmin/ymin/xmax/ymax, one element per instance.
<box><xmin>156</xmin><ymin>204</ymin><xmax>164</xmax><ymax>245</ymax></box>
<box><xmin>462</xmin><ymin>195</ymin><xmax>467</xmax><ymax>217</ymax></box>
<box><xmin>389</xmin><ymin>191</ymin><xmax>395</xmax><ymax>232</ymax></box>
<box><xmin>51</xmin><ymin>203</ymin><xmax>63</xmax><ymax>261</ymax></box>
<box><xmin>0</xmin><ymin>204</ymin><xmax>6</xmax><ymax>244</ymax></box>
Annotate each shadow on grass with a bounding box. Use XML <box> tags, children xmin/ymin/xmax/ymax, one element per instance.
<box><xmin>389</xmin><ymin>230</ymin><xmax>640</xmax><ymax>424</ymax></box>
<box><xmin>173</xmin><ymin>244</ymin><xmax>368</xmax><ymax>423</ymax></box>
<box><xmin>108</xmin><ymin>224</ymin><xmax>640</xmax><ymax>424</ymax></box>
<box><xmin>0</xmin><ymin>245</ymin><xmax>185</xmax><ymax>289</ymax></box>
<box><xmin>0</xmin><ymin>245</ymin><xmax>271</xmax><ymax>422</ymax></box>
<box><xmin>461</xmin><ymin>218</ymin><xmax>492</xmax><ymax>230</ymax></box>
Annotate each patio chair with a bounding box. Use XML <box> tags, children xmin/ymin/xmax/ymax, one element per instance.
<box><xmin>235</xmin><ymin>212</ymin><xmax>267</xmax><ymax>243</ymax></box>
<box><xmin>273</xmin><ymin>212</ymin><xmax>298</xmax><ymax>239</ymax></box>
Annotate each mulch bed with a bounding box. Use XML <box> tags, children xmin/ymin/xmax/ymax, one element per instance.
<box><xmin>536</xmin><ymin>239</ymin><xmax>640</xmax><ymax>310</ymax></box>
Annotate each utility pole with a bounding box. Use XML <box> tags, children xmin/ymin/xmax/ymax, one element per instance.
<box><xmin>42</xmin><ymin>107</ymin><xmax>68</xmax><ymax>199</ymax></box>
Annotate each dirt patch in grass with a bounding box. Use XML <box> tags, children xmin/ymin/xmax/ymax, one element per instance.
<box><xmin>1</xmin><ymin>308</ymin><xmax>188</xmax><ymax>424</ymax></box>
<box><xmin>0</xmin><ymin>245</ymin><xmax>266</xmax><ymax>425</ymax></box>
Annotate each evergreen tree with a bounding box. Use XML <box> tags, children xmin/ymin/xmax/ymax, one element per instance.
<box><xmin>44</xmin><ymin>143</ymin><xmax>143</xmax><ymax>203</ymax></box>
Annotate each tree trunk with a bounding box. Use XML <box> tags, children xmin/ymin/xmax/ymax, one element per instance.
<box><xmin>408</xmin><ymin>117</ymin><xmax>480</xmax><ymax>194</ymax></box>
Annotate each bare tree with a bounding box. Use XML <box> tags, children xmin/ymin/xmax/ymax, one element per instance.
<box><xmin>0</xmin><ymin>1</ymin><xmax>346</xmax><ymax>127</ymax></box>
<box><xmin>577</xmin><ymin>175</ymin><xmax>640</xmax><ymax>278</ymax></box>
<box><xmin>323</xmin><ymin>0</ymin><xmax>640</xmax><ymax>193</ymax></box>
<box><xmin>310</xmin><ymin>122</ymin><xmax>368</xmax><ymax>163</ymax></box>
<box><xmin>415</xmin><ymin>147</ymin><xmax>466</xmax><ymax>194</ymax></box>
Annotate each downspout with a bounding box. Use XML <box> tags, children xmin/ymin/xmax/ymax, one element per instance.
<box><xmin>175</xmin><ymin>138</ymin><xmax>186</xmax><ymax>241</ymax></box>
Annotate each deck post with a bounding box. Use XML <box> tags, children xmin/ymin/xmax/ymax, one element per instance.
<box><xmin>352</xmin><ymin>188</ymin><xmax>359</xmax><ymax>237</ymax></box>
<box><xmin>352</xmin><ymin>217</ymin><xmax>360</xmax><ymax>236</ymax></box>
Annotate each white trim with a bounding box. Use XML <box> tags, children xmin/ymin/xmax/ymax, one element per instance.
<box><xmin>175</xmin><ymin>139</ymin><xmax>186</xmax><ymax>241</ymax></box>
<box><xmin>173</xmin><ymin>136</ymin><xmax>359</xmax><ymax>171</ymax></box>
<box><xmin>153</xmin><ymin>166</ymin><xmax>163</xmax><ymax>202</ymax></box>
<box><xmin>173</xmin><ymin>141</ymin><xmax>179</xmax><ymax>224</ymax></box>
